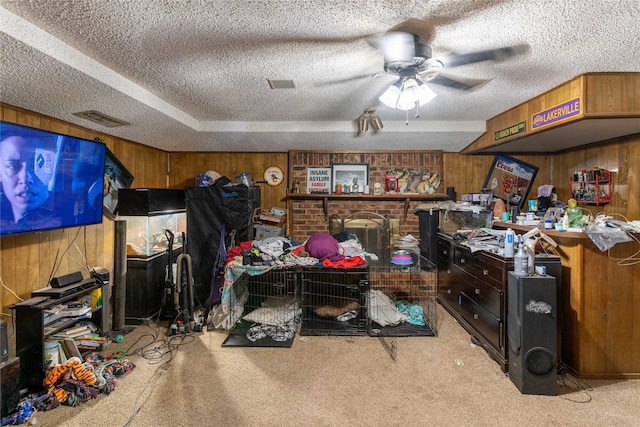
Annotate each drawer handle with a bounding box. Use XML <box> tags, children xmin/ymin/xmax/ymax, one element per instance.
<box><xmin>447</xmin><ymin>269</ymin><xmax>452</xmax><ymax>274</ymax></box>
<box><xmin>447</xmin><ymin>289</ymin><xmax>452</xmax><ymax>294</ymax></box>
<box><xmin>443</xmin><ymin>250</ymin><xmax>448</xmax><ymax>255</ymax></box>
<box><xmin>473</xmin><ymin>313</ymin><xmax>479</xmax><ymax>320</ymax></box>
<box><xmin>483</xmin><ymin>269</ymin><xmax>488</xmax><ymax>276</ymax></box>
<box><xmin>475</xmin><ymin>288</ymin><xmax>480</xmax><ymax>294</ymax></box>
<box><xmin>460</xmin><ymin>258</ymin><xmax>465</xmax><ymax>264</ymax></box>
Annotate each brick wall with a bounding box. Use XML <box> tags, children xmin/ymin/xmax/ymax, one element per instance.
<box><xmin>288</xmin><ymin>151</ymin><xmax>444</xmax><ymax>242</ymax></box>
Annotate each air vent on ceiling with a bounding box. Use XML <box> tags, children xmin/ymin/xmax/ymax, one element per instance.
<box><xmin>73</xmin><ymin>110</ymin><xmax>130</xmax><ymax>127</ymax></box>
<box><xmin>267</xmin><ymin>79</ymin><xmax>297</xmax><ymax>89</ymax></box>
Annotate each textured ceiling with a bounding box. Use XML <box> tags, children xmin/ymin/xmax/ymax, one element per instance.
<box><xmin>1</xmin><ymin>0</ymin><xmax>639</xmax><ymax>152</ymax></box>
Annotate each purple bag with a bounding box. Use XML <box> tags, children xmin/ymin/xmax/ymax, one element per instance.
<box><xmin>305</xmin><ymin>233</ymin><xmax>344</xmax><ymax>262</ymax></box>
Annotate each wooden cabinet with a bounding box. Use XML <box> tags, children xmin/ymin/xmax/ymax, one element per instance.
<box><xmin>125</xmin><ymin>248</ymin><xmax>182</xmax><ymax>324</ymax></box>
<box><xmin>11</xmin><ymin>280</ymin><xmax>106</xmax><ymax>390</ymax></box>
<box><xmin>437</xmin><ymin>234</ymin><xmax>511</xmax><ymax>371</ymax></box>
<box><xmin>493</xmin><ymin>222</ymin><xmax>640</xmax><ymax>379</ymax></box>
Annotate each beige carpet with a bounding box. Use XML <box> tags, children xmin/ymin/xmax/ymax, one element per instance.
<box><xmin>31</xmin><ymin>306</ymin><xmax>640</xmax><ymax>427</ymax></box>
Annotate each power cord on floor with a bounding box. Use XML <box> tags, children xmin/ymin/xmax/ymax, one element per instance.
<box><xmin>118</xmin><ymin>315</ymin><xmax>197</xmax><ymax>427</ymax></box>
<box><xmin>556</xmin><ymin>361</ymin><xmax>593</xmax><ymax>403</ymax></box>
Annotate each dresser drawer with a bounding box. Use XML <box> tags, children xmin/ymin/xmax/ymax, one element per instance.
<box><xmin>438</xmin><ymin>268</ymin><xmax>454</xmax><ymax>299</ymax></box>
<box><xmin>438</xmin><ymin>241</ymin><xmax>452</xmax><ymax>265</ymax></box>
<box><xmin>458</xmin><ymin>293</ymin><xmax>502</xmax><ymax>350</ymax></box>
<box><xmin>454</xmin><ymin>247</ymin><xmax>475</xmax><ymax>275</ymax></box>
<box><xmin>463</xmin><ymin>278</ymin><xmax>503</xmax><ymax>319</ymax></box>
<box><xmin>475</xmin><ymin>253</ymin><xmax>507</xmax><ymax>291</ymax></box>
<box><xmin>438</xmin><ymin>268</ymin><xmax>463</xmax><ymax>307</ymax></box>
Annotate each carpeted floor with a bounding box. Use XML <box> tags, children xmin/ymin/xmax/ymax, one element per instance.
<box><xmin>29</xmin><ymin>305</ymin><xmax>640</xmax><ymax>426</ymax></box>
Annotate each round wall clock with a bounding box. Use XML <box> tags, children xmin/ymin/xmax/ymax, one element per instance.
<box><xmin>264</xmin><ymin>166</ymin><xmax>284</xmax><ymax>186</ymax></box>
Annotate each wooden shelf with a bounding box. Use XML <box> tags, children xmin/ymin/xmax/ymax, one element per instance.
<box><xmin>286</xmin><ymin>193</ymin><xmax>448</xmax><ymax>220</ymax></box>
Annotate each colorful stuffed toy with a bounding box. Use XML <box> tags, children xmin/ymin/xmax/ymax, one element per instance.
<box><xmin>42</xmin><ymin>357</ymin><xmax>99</xmax><ymax>405</ymax></box>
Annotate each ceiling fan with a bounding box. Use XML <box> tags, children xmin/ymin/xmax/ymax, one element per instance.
<box><xmin>364</xmin><ymin>31</ymin><xmax>530</xmax><ymax>111</ymax></box>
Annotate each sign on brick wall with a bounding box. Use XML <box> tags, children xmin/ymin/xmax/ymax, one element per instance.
<box><xmin>306</xmin><ymin>168</ymin><xmax>331</xmax><ymax>193</ymax></box>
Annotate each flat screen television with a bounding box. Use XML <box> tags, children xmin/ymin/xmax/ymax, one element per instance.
<box><xmin>1</xmin><ymin>121</ymin><xmax>106</xmax><ymax>237</ymax></box>
<box><xmin>103</xmin><ymin>146</ymin><xmax>134</xmax><ymax>219</ymax></box>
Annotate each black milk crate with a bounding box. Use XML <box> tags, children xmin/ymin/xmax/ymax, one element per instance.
<box><xmin>367</xmin><ymin>255</ymin><xmax>438</xmax><ymax>337</ymax></box>
<box><xmin>300</xmin><ymin>266</ymin><xmax>369</xmax><ymax>336</ymax></box>
<box><xmin>228</xmin><ymin>267</ymin><xmax>301</xmax><ymax>339</ymax></box>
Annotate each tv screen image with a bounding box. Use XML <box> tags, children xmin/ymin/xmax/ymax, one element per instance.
<box><xmin>103</xmin><ymin>146</ymin><xmax>134</xmax><ymax>219</ymax></box>
<box><xmin>0</xmin><ymin>121</ymin><xmax>106</xmax><ymax>236</ymax></box>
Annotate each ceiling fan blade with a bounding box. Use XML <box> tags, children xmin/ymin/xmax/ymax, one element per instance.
<box><xmin>438</xmin><ymin>44</ymin><xmax>530</xmax><ymax>68</ymax></box>
<box><xmin>368</xmin><ymin>31</ymin><xmax>419</xmax><ymax>63</ymax></box>
<box><xmin>314</xmin><ymin>73</ymin><xmax>388</xmax><ymax>88</ymax></box>
<box><xmin>426</xmin><ymin>74</ymin><xmax>491</xmax><ymax>91</ymax></box>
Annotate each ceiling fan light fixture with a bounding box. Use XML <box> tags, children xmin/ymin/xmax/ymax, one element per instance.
<box><xmin>378</xmin><ymin>77</ymin><xmax>437</xmax><ymax>111</ymax></box>
<box><xmin>413</xmin><ymin>80</ymin><xmax>438</xmax><ymax>106</ymax></box>
<box><xmin>378</xmin><ymin>81</ymin><xmax>403</xmax><ymax>109</ymax></box>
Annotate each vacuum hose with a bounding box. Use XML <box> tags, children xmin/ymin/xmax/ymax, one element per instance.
<box><xmin>175</xmin><ymin>253</ymin><xmax>194</xmax><ymax>329</ymax></box>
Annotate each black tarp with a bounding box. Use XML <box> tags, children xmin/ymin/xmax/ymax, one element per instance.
<box><xmin>185</xmin><ymin>184</ymin><xmax>260</xmax><ymax>304</ymax></box>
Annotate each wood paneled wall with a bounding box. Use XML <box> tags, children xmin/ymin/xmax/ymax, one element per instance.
<box><xmin>0</xmin><ymin>104</ymin><xmax>167</xmax><ymax>347</ymax></box>
<box><xmin>442</xmin><ymin>152</ymin><xmax>554</xmax><ymax>204</ymax></box>
<box><xmin>445</xmin><ymin>134</ymin><xmax>639</xmax><ymax>222</ymax></box>
<box><xmin>551</xmin><ymin>133</ymin><xmax>639</xmax><ymax>220</ymax></box>
<box><xmin>168</xmin><ymin>151</ymin><xmax>288</xmax><ymax>211</ymax></box>
<box><xmin>464</xmin><ymin>73</ymin><xmax>639</xmax><ymax>153</ymax></box>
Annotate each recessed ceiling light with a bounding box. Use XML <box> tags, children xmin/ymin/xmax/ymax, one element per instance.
<box><xmin>73</xmin><ymin>110</ymin><xmax>130</xmax><ymax>127</ymax></box>
<box><xmin>267</xmin><ymin>79</ymin><xmax>297</xmax><ymax>89</ymax></box>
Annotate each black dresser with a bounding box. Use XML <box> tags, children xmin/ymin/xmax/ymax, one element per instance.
<box><xmin>437</xmin><ymin>233</ymin><xmax>561</xmax><ymax>372</ymax></box>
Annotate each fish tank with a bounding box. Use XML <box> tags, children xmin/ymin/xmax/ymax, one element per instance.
<box><xmin>118</xmin><ymin>188</ymin><xmax>186</xmax><ymax>258</ymax></box>
<box><xmin>121</xmin><ymin>212</ymin><xmax>186</xmax><ymax>258</ymax></box>
<box><xmin>439</xmin><ymin>208</ymin><xmax>493</xmax><ymax>236</ymax></box>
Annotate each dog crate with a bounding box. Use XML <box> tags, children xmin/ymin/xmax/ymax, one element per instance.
<box><xmin>300</xmin><ymin>266</ymin><xmax>369</xmax><ymax>336</ymax></box>
<box><xmin>224</xmin><ymin>267</ymin><xmax>301</xmax><ymax>346</ymax></box>
<box><xmin>367</xmin><ymin>254</ymin><xmax>438</xmax><ymax>337</ymax></box>
<box><xmin>329</xmin><ymin>212</ymin><xmax>398</xmax><ymax>265</ymax></box>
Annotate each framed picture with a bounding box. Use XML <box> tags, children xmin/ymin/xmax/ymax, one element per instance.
<box><xmin>103</xmin><ymin>146</ymin><xmax>134</xmax><ymax>219</ymax></box>
<box><xmin>482</xmin><ymin>155</ymin><xmax>538</xmax><ymax>209</ymax></box>
<box><xmin>331</xmin><ymin>163</ymin><xmax>369</xmax><ymax>193</ymax></box>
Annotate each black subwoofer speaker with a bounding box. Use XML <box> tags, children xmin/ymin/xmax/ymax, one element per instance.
<box><xmin>507</xmin><ymin>272</ymin><xmax>558</xmax><ymax>395</ymax></box>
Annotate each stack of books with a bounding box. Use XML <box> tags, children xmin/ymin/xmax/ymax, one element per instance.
<box><xmin>58</xmin><ymin>302</ymin><xmax>92</xmax><ymax>318</ymax></box>
<box><xmin>52</xmin><ymin>323</ymin><xmax>97</xmax><ymax>340</ymax></box>
<box><xmin>76</xmin><ymin>335</ymin><xmax>108</xmax><ymax>351</ymax></box>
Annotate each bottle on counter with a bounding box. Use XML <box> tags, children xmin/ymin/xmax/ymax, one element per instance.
<box><xmin>504</xmin><ymin>228</ymin><xmax>515</xmax><ymax>258</ymax></box>
<box><xmin>514</xmin><ymin>239</ymin><xmax>529</xmax><ymax>276</ymax></box>
<box><xmin>524</xmin><ymin>240</ymin><xmax>536</xmax><ymax>275</ymax></box>
<box><xmin>562</xmin><ymin>213</ymin><xmax>569</xmax><ymax>231</ymax></box>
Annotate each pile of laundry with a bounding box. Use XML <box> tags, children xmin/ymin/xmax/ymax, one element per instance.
<box><xmin>1</xmin><ymin>354</ymin><xmax>135</xmax><ymax>426</ymax></box>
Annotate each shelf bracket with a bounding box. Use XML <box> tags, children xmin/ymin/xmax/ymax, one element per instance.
<box><xmin>323</xmin><ymin>197</ymin><xmax>328</xmax><ymax>220</ymax></box>
<box><xmin>404</xmin><ymin>198</ymin><xmax>410</xmax><ymax>221</ymax></box>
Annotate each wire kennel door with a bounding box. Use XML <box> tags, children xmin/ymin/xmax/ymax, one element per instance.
<box><xmin>300</xmin><ymin>266</ymin><xmax>369</xmax><ymax>336</ymax></box>
<box><xmin>368</xmin><ymin>254</ymin><xmax>438</xmax><ymax>359</ymax></box>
